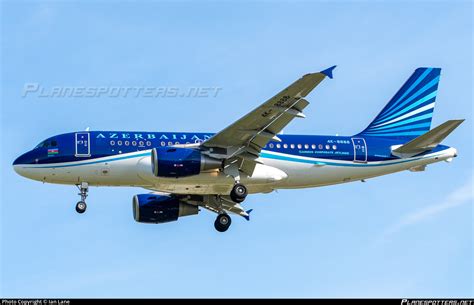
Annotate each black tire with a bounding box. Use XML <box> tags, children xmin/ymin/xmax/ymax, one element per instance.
<box><xmin>230</xmin><ymin>183</ymin><xmax>247</xmax><ymax>203</ymax></box>
<box><xmin>230</xmin><ymin>193</ymin><xmax>245</xmax><ymax>203</ymax></box>
<box><xmin>76</xmin><ymin>201</ymin><xmax>87</xmax><ymax>214</ymax></box>
<box><xmin>214</xmin><ymin>214</ymin><xmax>231</xmax><ymax>232</ymax></box>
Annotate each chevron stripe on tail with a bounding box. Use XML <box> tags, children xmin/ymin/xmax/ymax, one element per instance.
<box><xmin>357</xmin><ymin>67</ymin><xmax>441</xmax><ymax>140</ymax></box>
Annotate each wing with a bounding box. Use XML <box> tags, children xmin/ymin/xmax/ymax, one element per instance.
<box><xmin>140</xmin><ymin>191</ymin><xmax>254</xmax><ymax>220</ymax></box>
<box><xmin>201</xmin><ymin>66</ymin><xmax>336</xmax><ymax>175</ymax></box>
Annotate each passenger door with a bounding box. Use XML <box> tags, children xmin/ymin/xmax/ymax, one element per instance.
<box><xmin>351</xmin><ymin>137</ymin><xmax>367</xmax><ymax>163</ymax></box>
<box><xmin>75</xmin><ymin>132</ymin><xmax>91</xmax><ymax>157</ymax></box>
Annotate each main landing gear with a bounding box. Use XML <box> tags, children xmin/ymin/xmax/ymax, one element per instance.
<box><xmin>223</xmin><ymin>161</ymin><xmax>247</xmax><ymax>203</ymax></box>
<box><xmin>212</xmin><ymin>183</ymin><xmax>248</xmax><ymax>232</ymax></box>
<box><xmin>214</xmin><ymin>213</ymin><xmax>232</xmax><ymax>232</ymax></box>
<box><xmin>230</xmin><ymin>183</ymin><xmax>247</xmax><ymax>203</ymax></box>
<box><xmin>75</xmin><ymin>182</ymin><xmax>89</xmax><ymax>214</ymax></box>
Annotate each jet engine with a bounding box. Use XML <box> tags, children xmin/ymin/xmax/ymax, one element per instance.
<box><xmin>151</xmin><ymin>147</ymin><xmax>221</xmax><ymax>178</ymax></box>
<box><xmin>133</xmin><ymin>193</ymin><xmax>199</xmax><ymax>223</ymax></box>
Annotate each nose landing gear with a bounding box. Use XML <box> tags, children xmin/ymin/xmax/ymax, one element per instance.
<box><xmin>75</xmin><ymin>182</ymin><xmax>89</xmax><ymax>214</ymax></box>
<box><xmin>76</xmin><ymin>201</ymin><xmax>87</xmax><ymax>213</ymax></box>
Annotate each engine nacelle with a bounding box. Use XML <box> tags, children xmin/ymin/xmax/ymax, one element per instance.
<box><xmin>133</xmin><ymin>194</ymin><xmax>199</xmax><ymax>223</ymax></box>
<box><xmin>151</xmin><ymin>147</ymin><xmax>221</xmax><ymax>178</ymax></box>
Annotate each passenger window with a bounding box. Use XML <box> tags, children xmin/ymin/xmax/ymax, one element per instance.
<box><xmin>290</xmin><ymin>144</ymin><xmax>295</xmax><ymax>149</ymax></box>
<box><xmin>283</xmin><ymin>144</ymin><xmax>288</xmax><ymax>149</ymax></box>
<box><xmin>276</xmin><ymin>144</ymin><xmax>281</xmax><ymax>149</ymax></box>
<box><xmin>297</xmin><ymin>144</ymin><xmax>302</xmax><ymax>149</ymax></box>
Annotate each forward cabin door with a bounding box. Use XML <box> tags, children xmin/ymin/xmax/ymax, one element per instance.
<box><xmin>351</xmin><ymin>137</ymin><xmax>367</xmax><ymax>163</ymax></box>
<box><xmin>75</xmin><ymin>132</ymin><xmax>91</xmax><ymax>157</ymax></box>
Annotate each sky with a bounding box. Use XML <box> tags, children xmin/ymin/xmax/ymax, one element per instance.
<box><xmin>1</xmin><ymin>0</ymin><xmax>473</xmax><ymax>298</ymax></box>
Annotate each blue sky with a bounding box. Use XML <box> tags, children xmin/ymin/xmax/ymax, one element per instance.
<box><xmin>1</xmin><ymin>0</ymin><xmax>472</xmax><ymax>298</ymax></box>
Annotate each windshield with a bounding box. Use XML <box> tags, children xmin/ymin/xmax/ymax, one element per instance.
<box><xmin>35</xmin><ymin>138</ymin><xmax>58</xmax><ymax>149</ymax></box>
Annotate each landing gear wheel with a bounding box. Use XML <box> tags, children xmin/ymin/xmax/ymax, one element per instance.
<box><xmin>75</xmin><ymin>201</ymin><xmax>87</xmax><ymax>214</ymax></box>
<box><xmin>75</xmin><ymin>182</ymin><xmax>89</xmax><ymax>214</ymax></box>
<box><xmin>214</xmin><ymin>214</ymin><xmax>232</xmax><ymax>232</ymax></box>
<box><xmin>230</xmin><ymin>183</ymin><xmax>247</xmax><ymax>203</ymax></box>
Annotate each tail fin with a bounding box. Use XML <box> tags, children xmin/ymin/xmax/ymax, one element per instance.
<box><xmin>357</xmin><ymin>67</ymin><xmax>441</xmax><ymax>139</ymax></box>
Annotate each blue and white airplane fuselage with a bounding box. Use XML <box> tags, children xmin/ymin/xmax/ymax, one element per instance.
<box><xmin>13</xmin><ymin>131</ymin><xmax>457</xmax><ymax>193</ymax></box>
<box><xmin>12</xmin><ymin>67</ymin><xmax>464</xmax><ymax>232</ymax></box>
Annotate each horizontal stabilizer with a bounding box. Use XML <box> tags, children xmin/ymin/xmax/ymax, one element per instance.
<box><xmin>392</xmin><ymin>119</ymin><xmax>464</xmax><ymax>157</ymax></box>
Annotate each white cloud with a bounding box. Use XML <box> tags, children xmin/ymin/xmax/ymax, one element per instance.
<box><xmin>382</xmin><ymin>173</ymin><xmax>473</xmax><ymax>237</ymax></box>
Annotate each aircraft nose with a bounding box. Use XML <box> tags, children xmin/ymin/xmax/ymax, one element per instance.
<box><xmin>13</xmin><ymin>155</ymin><xmax>21</xmax><ymax>166</ymax></box>
<box><xmin>13</xmin><ymin>151</ymin><xmax>33</xmax><ymax>166</ymax></box>
<box><xmin>12</xmin><ymin>151</ymin><xmax>38</xmax><ymax>171</ymax></box>
<box><xmin>13</xmin><ymin>163</ymin><xmax>22</xmax><ymax>176</ymax></box>
<box><xmin>13</xmin><ymin>151</ymin><xmax>37</xmax><ymax>176</ymax></box>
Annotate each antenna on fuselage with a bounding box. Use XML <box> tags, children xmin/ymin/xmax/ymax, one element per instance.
<box><xmin>85</xmin><ymin>127</ymin><xmax>90</xmax><ymax>132</ymax></box>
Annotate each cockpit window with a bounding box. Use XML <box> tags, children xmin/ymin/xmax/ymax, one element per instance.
<box><xmin>35</xmin><ymin>141</ymin><xmax>47</xmax><ymax>148</ymax></box>
<box><xmin>35</xmin><ymin>138</ymin><xmax>58</xmax><ymax>149</ymax></box>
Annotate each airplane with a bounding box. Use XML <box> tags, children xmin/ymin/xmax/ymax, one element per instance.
<box><xmin>13</xmin><ymin>66</ymin><xmax>464</xmax><ymax>232</ymax></box>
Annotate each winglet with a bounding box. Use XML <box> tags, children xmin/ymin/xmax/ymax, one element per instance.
<box><xmin>320</xmin><ymin>65</ymin><xmax>337</xmax><ymax>79</ymax></box>
<box><xmin>243</xmin><ymin>209</ymin><xmax>253</xmax><ymax>221</ymax></box>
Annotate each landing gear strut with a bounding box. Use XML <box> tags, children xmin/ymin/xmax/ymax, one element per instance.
<box><xmin>214</xmin><ymin>213</ymin><xmax>232</xmax><ymax>232</ymax></box>
<box><xmin>223</xmin><ymin>161</ymin><xmax>247</xmax><ymax>203</ymax></box>
<box><xmin>75</xmin><ymin>182</ymin><xmax>89</xmax><ymax>214</ymax></box>
<box><xmin>230</xmin><ymin>183</ymin><xmax>247</xmax><ymax>203</ymax></box>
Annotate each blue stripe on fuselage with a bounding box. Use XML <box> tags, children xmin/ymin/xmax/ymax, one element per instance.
<box><xmin>18</xmin><ymin>131</ymin><xmax>451</xmax><ymax>168</ymax></box>
<box><xmin>23</xmin><ymin>148</ymin><xmax>447</xmax><ymax>169</ymax></box>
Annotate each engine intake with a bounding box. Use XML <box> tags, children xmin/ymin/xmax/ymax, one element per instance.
<box><xmin>133</xmin><ymin>194</ymin><xmax>199</xmax><ymax>223</ymax></box>
<box><xmin>151</xmin><ymin>147</ymin><xmax>221</xmax><ymax>178</ymax></box>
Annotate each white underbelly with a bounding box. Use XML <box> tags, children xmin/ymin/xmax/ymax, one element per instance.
<box><xmin>21</xmin><ymin>148</ymin><xmax>455</xmax><ymax>195</ymax></box>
